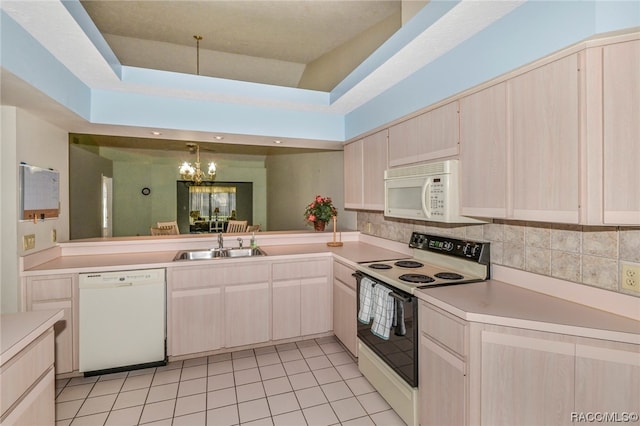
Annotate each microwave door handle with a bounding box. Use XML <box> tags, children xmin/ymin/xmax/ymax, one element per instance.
<box><xmin>422</xmin><ymin>180</ymin><xmax>431</xmax><ymax>219</ymax></box>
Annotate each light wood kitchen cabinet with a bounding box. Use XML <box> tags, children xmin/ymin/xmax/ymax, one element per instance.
<box><xmin>222</xmin><ymin>262</ymin><xmax>271</xmax><ymax>347</ymax></box>
<box><xmin>332</xmin><ymin>260</ymin><xmax>357</xmax><ymax>356</ymax></box>
<box><xmin>601</xmin><ymin>39</ymin><xmax>640</xmax><ymax>224</ymax></box>
<box><xmin>225</xmin><ymin>282</ymin><xmax>270</xmax><ymax>347</ymax></box>
<box><xmin>388</xmin><ymin>101</ymin><xmax>459</xmax><ymax>167</ymax></box>
<box><xmin>509</xmin><ymin>53</ymin><xmax>581</xmax><ymax>223</ymax></box>
<box><xmin>272</xmin><ymin>258</ymin><xmax>332</xmax><ymax>340</ymax></box>
<box><xmin>419</xmin><ymin>301</ymin><xmax>468</xmax><ymax>426</ymax></box>
<box><xmin>418</xmin><ymin>300</ymin><xmax>640</xmax><ymax>426</ymax></box>
<box><xmin>476</xmin><ymin>325</ymin><xmax>575</xmax><ymax>426</ymax></box>
<box><xmin>574</xmin><ymin>338</ymin><xmax>640</xmax><ymax>416</ymax></box>
<box><xmin>168</xmin><ymin>266</ymin><xmax>224</xmax><ymax>356</ymax></box>
<box><xmin>459</xmin><ymin>82</ymin><xmax>508</xmax><ymax>218</ymax></box>
<box><xmin>23</xmin><ymin>274</ymin><xmax>77</xmax><ymax>374</ymax></box>
<box><xmin>344</xmin><ymin>130</ymin><xmax>387</xmax><ymax>211</ymax></box>
<box><xmin>1</xmin><ymin>319</ymin><xmax>57</xmax><ymax>426</ymax></box>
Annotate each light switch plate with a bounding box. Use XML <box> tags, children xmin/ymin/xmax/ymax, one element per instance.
<box><xmin>23</xmin><ymin>234</ymin><xmax>36</xmax><ymax>250</ymax></box>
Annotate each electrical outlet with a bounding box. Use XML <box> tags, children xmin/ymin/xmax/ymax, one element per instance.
<box><xmin>23</xmin><ymin>234</ymin><xmax>36</xmax><ymax>250</ymax></box>
<box><xmin>621</xmin><ymin>262</ymin><xmax>640</xmax><ymax>293</ymax></box>
<box><xmin>52</xmin><ymin>229</ymin><xmax>57</xmax><ymax>243</ymax></box>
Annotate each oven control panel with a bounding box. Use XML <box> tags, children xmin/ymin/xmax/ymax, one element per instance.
<box><xmin>408</xmin><ymin>232</ymin><xmax>489</xmax><ymax>264</ymax></box>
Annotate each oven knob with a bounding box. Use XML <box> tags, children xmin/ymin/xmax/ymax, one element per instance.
<box><xmin>464</xmin><ymin>244</ymin><xmax>480</xmax><ymax>257</ymax></box>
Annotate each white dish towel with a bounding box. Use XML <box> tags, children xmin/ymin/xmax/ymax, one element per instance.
<box><xmin>371</xmin><ymin>285</ymin><xmax>395</xmax><ymax>340</ymax></box>
<box><xmin>358</xmin><ymin>277</ymin><xmax>376</xmax><ymax>324</ymax></box>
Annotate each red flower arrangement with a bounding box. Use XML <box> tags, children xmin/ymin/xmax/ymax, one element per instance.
<box><xmin>303</xmin><ymin>195</ymin><xmax>337</xmax><ymax>225</ymax></box>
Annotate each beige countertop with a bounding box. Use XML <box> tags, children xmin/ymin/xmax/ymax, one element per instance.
<box><xmin>417</xmin><ymin>280</ymin><xmax>640</xmax><ymax>344</ymax></box>
<box><xmin>23</xmin><ymin>242</ymin><xmax>409</xmax><ymax>274</ymax></box>
<box><xmin>1</xmin><ymin>309</ymin><xmax>64</xmax><ymax>364</ymax></box>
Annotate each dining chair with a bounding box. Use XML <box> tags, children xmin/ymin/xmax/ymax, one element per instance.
<box><xmin>246</xmin><ymin>224</ymin><xmax>261</xmax><ymax>232</ymax></box>
<box><xmin>150</xmin><ymin>226</ymin><xmax>177</xmax><ymax>236</ymax></box>
<box><xmin>226</xmin><ymin>220</ymin><xmax>248</xmax><ymax>233</ymax></box>
<box><xmin>156</xmin><ymin>220</ymin><xmax>179</xmax><ymax>235</ymax></box>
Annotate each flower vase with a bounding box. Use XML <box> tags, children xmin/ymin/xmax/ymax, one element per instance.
<box><xmin>314</xmin><ymin>220</ymin><xmax>326</xmax><ymax>231</ymax></box>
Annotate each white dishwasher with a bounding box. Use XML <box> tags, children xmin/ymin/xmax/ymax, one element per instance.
<box><xmin>79</xmin><ymin>268</ymin><xmax>166</xmax><ymax>375</ymax></box>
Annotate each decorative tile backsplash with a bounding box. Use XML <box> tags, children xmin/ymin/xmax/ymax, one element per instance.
<box><xmin>357</xmin><ymin>212</ymin><xmax>640</xmax><ymax>297</ymax></box>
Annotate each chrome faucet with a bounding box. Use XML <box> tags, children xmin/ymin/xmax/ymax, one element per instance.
<box><xmin>218</xmin><ymin>232</ymin><xmax>224</xmax><ymax>249</ymax></box>
<box><xmin>237</xmin><ymin>237</ymin><xmax>244</xmax><ymax>248</ymax></box>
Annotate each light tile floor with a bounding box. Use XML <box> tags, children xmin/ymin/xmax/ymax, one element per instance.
<box><xmin>55</xmin><ymin>336</ymin><xmax>407</xmax><ymax>426</ymax></box>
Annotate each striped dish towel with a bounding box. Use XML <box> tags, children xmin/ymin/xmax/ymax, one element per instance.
<box><xmin>371</xmin><ymin>285</ymin><xmax>395</xmax><ymax>340</ymax></box>
<box><xmin>358</xmin><ymin>277</ymin><xmax>376</xmax><ymax>324</ymax></box>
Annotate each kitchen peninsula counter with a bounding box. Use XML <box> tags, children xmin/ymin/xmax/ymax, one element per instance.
<box><xmin>417</xmin><ymin>278</ymin><xmax>640</xmax><ymax>344</ymax></box>
<box><xmin>21</xmin><ymin>232</ymin><xmax>410</xmax><ymax>275</ymax></box>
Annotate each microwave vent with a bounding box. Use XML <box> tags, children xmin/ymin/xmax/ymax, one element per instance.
<box><xmin>385</xmin><ymin>159</ymin><xmax>456</xmax><ymax>179</ymax></box>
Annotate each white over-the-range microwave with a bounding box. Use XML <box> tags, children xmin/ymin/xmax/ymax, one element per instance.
<box><xmin>384</xmin><ymin>159</ymin><xmax>486</xmax><ymax>223</ymax></box>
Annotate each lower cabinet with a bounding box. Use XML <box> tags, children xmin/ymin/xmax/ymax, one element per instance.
<box><xmin>1</xmin><ymin>327</ymin><xmax>56</xmax><ymax>425</ymax></box>
<box><xmin>332</xmin><ymin>260</ymin><xmax>357</xmax><ymax>356</ymax></box>
<box><xmin>23</xmin><ymin>274</ymin><xmax>77</xmax><ymax>374</ymax></box>
<box><xmin>418</xmin><ymin>301</ymin><xmax>468</xmax><ymax>426</ymax></box>
<box><xmin>418</xmin><ymin>301</ymin><xmax>640</xmax><ymax>426</ymax></box>
<box><xmin>272</xmin><ymin>258</ymin><xmax>332</xmax><ymax>340</ymax></box>
<box><xmin>476</xmin><ymin>326</ymin><xmax>575</xmax><ymax>426</ymax></box>
<box><xmin>224</xmin><ymin>282</ymin><xmax>270</xmax><ymax>347</ymax></box>
<box><xmin>169</xmin><ymin>256</ymin><xmax>331</xmax><ymax>358</ymax></box>
<box><xmin>170</xmin><ymin>285</ymin><xmax>224</xmax><ymax>356</ymax></box>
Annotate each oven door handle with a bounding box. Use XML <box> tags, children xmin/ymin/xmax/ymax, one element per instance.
<box><xmin>389</xmin><ymin>292</ymin><xmax>411</xmax><ymax>303</ymax></box>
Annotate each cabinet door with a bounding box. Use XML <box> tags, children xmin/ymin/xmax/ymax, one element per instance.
<box><xmin>224</xmin><ymin>282</ymin><xmax>270</xmax><ymax>348</ymax></box>
<box><xmin>509</xmin><ymin>53</ymin><xmax>581</xmax><ymax>223</ymax></box>
<box><xmin>602</xmin><ymin>40</ymin><xmax>640</xmax><ymax>224</ymax></box>
<box><xmin>170</xmin><ymin>287</ymin><xmax>223</xmax><ymax>356</ymax></box>
<box><xmin>362</xmin><ymin>130</ymin><xmax>387</xmax><ymax>211</ymax></box>
<box><xmin>419</xmin><ymin>334</ymin><xmax>466</xmax><ymax>426</ymax></box>
<box><xmin>480</xmin><ymin>328</ymin><xmax>575</xmax><ymax>426</ymax></box>
<box><xmin>459</xmin><ymin>83</ymin><xmax>508</xmax><ymax>218</ymax></box>
<box><xmin>388</xmin><ymin>101</ymin><xmax>459</xmax><ymax>167</ymax></box>
<box><xmin>300</xmin><ymin>277</ymin><xmax>332</xmax><ymax>336</ymax></box>
<box><xmin>272</xmin><ymin>280</ymin><xmax>301</xmax><ymax>340</ymax></box>
<box><xmin>25</xmin><ymin>275</ymin><xmax>75</xmax><ymax>374</ymax></box>
<box><xmin>575</xmin><ymin>341</ymin><xmax>640</xmax><ymax>416</ymax></box>
<box><xmin>344</xmin><ymin>140</ymin><xmax>363</xmax><ymax>209</ymax></box>
<box><xmin>31</xmin><ymin>300</ymin><xmax>73</xmax><ymax>374</ymax></box>
<box><xmin>332</xmin><ymin>279</ymin><xmax>357</xmax><ymax>356</ymax></box>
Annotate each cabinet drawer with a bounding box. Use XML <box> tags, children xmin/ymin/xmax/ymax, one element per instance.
<box><xmin>273</xmin><ymin>259</ymin><xmax>329</xmax><ymax>280</ymax></box>
<box><xmin>1</xmin><ymin>329</ymin><xmax>54</xmax><ymax>416</ymax></box>
<box><xmin>419</xmin><ymin>301</ymin><xmax>467</xmax><ymax>356</ymax></box>
<box><xmin>223</xmin><ymin>263</ymin><xmax>270</xmax><ymax>285</ymax></box>
<box><xmin>28</xmin><ymin>277</ymin><xmax>72</xmax><ymax>301</ymax></box>
<box><xmin>333</xmin><ymin>261</ymin><xmax>356</xmax><ymax>290</ymax></box>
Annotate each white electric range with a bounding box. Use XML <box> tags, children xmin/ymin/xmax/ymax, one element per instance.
<box><xmin>353</xmin><ymin>232</ymin><xmax>490</xmax><ymax>426</ymax></box>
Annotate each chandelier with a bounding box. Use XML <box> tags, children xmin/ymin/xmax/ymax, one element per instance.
<box><xmin>179</xmin><ymin>143</ymin><xmax>216</xmax><ymax>184</ymax></box>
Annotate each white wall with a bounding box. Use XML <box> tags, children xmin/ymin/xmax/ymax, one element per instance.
<box><xmin>1</xmin><ymin>107</ymin><xmax>69</xmax><ymax>313</ymax></box>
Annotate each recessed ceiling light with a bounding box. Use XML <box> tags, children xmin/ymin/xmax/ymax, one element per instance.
<box><xmin>151</xmin><ymin>131</ymin><xmax>162</xmax><ymax>136</ymax></box>
<box><xmin>213</xmin><ymin>135</ymin><xmax>224</xmax><ymax>140</ymax></box>
<box><xmin>273</xmin><ymin>140</ymin><xmax>282</xmax><ymax>144</ymax></box>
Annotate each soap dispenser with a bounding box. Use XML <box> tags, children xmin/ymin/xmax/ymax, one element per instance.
<box><xmin>250</xmin><ymin>232</ymin><xmax>257</xmax><ymax>249</ymax></box>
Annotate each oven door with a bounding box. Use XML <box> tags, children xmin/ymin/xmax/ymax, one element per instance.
<box><xmin>354</xmin><ymin>271</ymin><xmax>418</xmax><ymax>387</ymax></box>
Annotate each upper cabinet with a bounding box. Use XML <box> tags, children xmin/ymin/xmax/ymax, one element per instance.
<box><xmin>459</xmin><ymin>52</ymin><xmax>582</xmax><ymax>224</ymax></box>
<box><xmin>459</xmin><ymin>82</ymin><xmax>508</xmax><ymax>218</ymax></box>
<box><xmin>388</xmin><ymin>101</ymin><xmax>459</xmax><ymax>167</ymax></box>
<box><xmin>601</xmin><ymin>39</ymin><xmax>640</xmax><ymax>224</ymax></box>
<box><xmin>351</xmin><ymin>31</ymin><xmax>639</xmax><ymax>226</ymax></box>
<box><xmin>344</xmin><ymin>130</ymin><xmax>387</xmax><ymax>211</ymax></box>
<box><xmin>509</xmin><ymin>53</ymin><xmax>581</xmax><ymax>223</ymax></box>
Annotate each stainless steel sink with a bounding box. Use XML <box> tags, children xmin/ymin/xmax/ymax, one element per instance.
<box><xmin>173</xmin><ymin>247</ymin><xmax>265</xmax><ymax>261</ymax></box>
<box><xmin>226</xmin><ymin>247</ymin><xmax>265</xmax><ymax>257</ymax></box>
